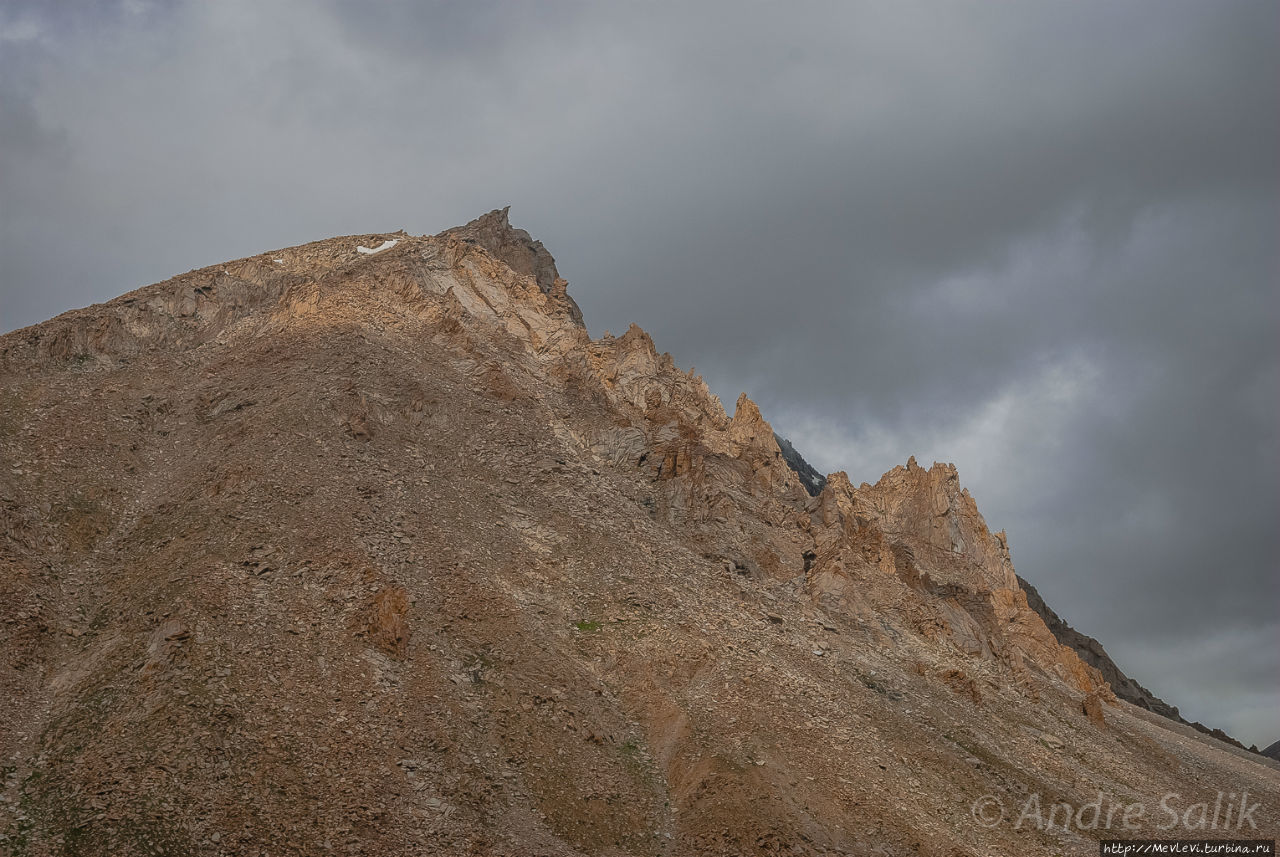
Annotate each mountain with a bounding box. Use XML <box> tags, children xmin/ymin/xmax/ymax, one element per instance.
<box><xmin>1</xmin><ymin>211</ymin><xmax>1276</xmax><ymax>855</ymax></box>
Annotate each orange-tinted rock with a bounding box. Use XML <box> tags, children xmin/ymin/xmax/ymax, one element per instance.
<box><xmin>1083</xmin><ymin>691</ymin><xmax>1107</xmax><ymax>726</ymax></box>
<box><xmin>368</xmin><ymin>585</ymin><xmax>411</xmax><ymax>658</ymax></box>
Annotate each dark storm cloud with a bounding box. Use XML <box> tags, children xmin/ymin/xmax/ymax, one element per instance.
<box><xmin>0</xmin><ymin>0</ymin><xmax>1275</xmax><ymax>745</ymax></box>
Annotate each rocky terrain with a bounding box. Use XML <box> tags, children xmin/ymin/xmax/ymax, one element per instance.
<box><xmin>1016</xmin><ymin>576</ymin><xmax>1180</xmax><ymax>721</ymax></box>
<box><xmin>1</xmin><ymin>210</ymin><xmax>1276</xmax><ymax>855</ymax></box>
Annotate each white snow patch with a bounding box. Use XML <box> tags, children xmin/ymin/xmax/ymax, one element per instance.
<box><xmin>357</xmin><ymin>239</ymin><xmax>398</xmax><ymax>255</ymax></box>
<box><xmin>273</xmin><ymin>258</ymin><xmax>284</xmax><ymax>264</ymax></box>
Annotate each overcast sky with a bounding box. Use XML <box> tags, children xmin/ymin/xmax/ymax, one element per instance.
<box><xmin>1</xmin><ymin>0</ymin><xmax>1275</xmax><ymax>747</ymax></box>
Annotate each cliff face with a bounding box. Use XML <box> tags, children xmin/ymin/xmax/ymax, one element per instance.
<box><xmin>1</xmin><ymin>211</ymin><xmax>1276</xmax><ymax>856</ymax></box>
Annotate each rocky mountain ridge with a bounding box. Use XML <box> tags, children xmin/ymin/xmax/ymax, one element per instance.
<box><xmin>1015</xmin><ymin>575</ymin><xmax>1263</xmax><ymax>754</ymax></box>
<box><xmin>773</xmin><ymin>435</ymin><xmax>827</xmax><ymax>497</ymax></box>
<box><xmin>1015</xmin><ymin>576</ymin><xmax>1180</xmax><ymax>721</ymax></box>
<box><xmin>1</xmin><ymin>210</ymin><xmax>1275</xmax><ymax>855</ymax></box>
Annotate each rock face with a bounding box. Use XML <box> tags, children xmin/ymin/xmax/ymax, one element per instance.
<box><xmin>443</xmin><ymin>206</ymin><xmax>583</xmax><ymax>326</ymax></box>
<box><xmin>774</xmin><ymin>434</ymin><xmax>827</xmax><ymax>496</ymax></box>
<box><xmin>1</xmin><ymin>211</ymin><xmax>1276</xmax><ymax>856</ymax></box>
<box><xmin>1082</xmin><ymin>692</ymin><xmax>1107</xmax><ymax>726</ymax></box>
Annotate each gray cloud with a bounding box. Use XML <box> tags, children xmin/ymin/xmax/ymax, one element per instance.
<box><xmin>1</xmin><ymin>0</ymin><xmax>1275</xmax><ymax>746</ymax></box>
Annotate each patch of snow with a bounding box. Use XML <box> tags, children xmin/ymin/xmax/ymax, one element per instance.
<box><xmin>357</xmin><ymin>239</ymin><xmax>398</xmax><ymax>255</ymax></box>
<box><xmin>273</xmin><ymin>258</ymin><xmax>284</xmax><ymax>264</ymax></box>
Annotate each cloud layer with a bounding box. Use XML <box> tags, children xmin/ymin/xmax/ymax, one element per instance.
<box><xmin>2</xmin><ymin>0</ymin><xmax>1276</xmax><ymax>746</ymax></box>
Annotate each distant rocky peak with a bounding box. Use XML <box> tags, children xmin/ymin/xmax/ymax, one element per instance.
<box><xmin>848</xmin><ymin>457</ymin><xmax>1018</xmax><ymax>595</ymax></box>
<box><xmin>773</xmin><ymin>433</ymin><xmax>827</xmax><ymax>496</ymax></box>
<box><xmin>446</xmin><ymin>207</ymin><xmax>554</xmax><ymax>291</ymax></box>
<box><xmin>729</xmin><ymin>393</ymin><xmax>779</xmax><ymax>458</ymax></box>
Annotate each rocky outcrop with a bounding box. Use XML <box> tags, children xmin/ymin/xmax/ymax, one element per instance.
<box><xmin>443</xmin><ymin>206</ymin><xmax>583</xmax><ymax>325</ymax></box>
<box><xmin>1082</xmin><ymin>692</ymin><xmax>1107</xmax><ymax>726</ymax></box>
<box><xmin>804</xmin><ymin>458</ymin><xmax>1112</xmax><ymax>700</ymax></box>
<box><xmin>1017</xmin><ymin>574</ymin><xmax>1180</xmax><ymax>718</ymax></box>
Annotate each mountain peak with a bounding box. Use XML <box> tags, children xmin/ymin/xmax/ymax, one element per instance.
<box><xmin>441</xmin><ymin>207</ymin><xmax>583</xmax><ymax>320</ymax></box>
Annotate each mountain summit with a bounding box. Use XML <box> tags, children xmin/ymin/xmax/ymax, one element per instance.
<box><xmin>1</xmin><ymin>212</ymin><xmax>1276</xmax><ymax>855</ymax></box>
